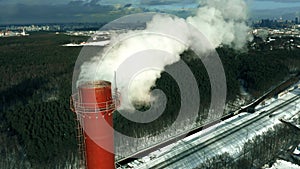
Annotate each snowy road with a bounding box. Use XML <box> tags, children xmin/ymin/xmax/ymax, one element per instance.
<box><xmin>121</xmin><ymin>82</ymin><xmax>300</xmax><ymax>169</ymax></box>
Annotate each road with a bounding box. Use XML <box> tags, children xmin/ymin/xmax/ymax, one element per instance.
<box><xmin>120</xmin><ymin>83</ymin><xmax>300</xmax><ymax>169</ymax></box>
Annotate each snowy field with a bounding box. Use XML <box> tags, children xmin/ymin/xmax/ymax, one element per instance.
<box><xmin>263</xmin><ymin>160</ymin><xmax>300</xmax><ymax>169</ymax></box>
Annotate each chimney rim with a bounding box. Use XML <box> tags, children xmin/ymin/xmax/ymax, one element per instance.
<box><xmin>79</xmin><ymin>80</ymin><xmax>111</xmax><ymax>89</ymax></box>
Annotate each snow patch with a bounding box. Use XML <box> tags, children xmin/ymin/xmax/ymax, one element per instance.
<box><xmin>263</xmin><ymin>160</ymin><xmax>300</xmax><ymax>169</ymax></box>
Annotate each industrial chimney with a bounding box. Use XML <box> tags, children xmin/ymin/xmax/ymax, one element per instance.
<box><xmin>71</xmin><ymin>80</ymin><xmax>116</xmax><ymax>169</ymax></box>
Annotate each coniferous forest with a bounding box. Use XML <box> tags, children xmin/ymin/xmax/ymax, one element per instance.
<box><xmin>0</xmin><ymin>32</ymin><xmax>300</xmax><ymax>168</ymax></box>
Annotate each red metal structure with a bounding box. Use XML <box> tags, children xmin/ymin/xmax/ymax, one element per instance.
<box><xmin>71</xmin><ymin>81</ymin><xmax>116</xmax><ymax>169</ymax></box>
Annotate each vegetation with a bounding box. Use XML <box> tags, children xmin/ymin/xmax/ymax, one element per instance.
<box><xmin>114</xmin><ymin>43</ymin><xmax>300</xmax><ymax>138</ymax></box>
<box><xmin>0</xmin><ymin>33</ymin><xmax>300</xmax><ymax>167</ymax></box>
<box><xmin>5</xmin><ymin>101</ymin><xmax>76</xmax><ymax>166</ymax></box>
<box><xmin>0</xmin><ymin>33</ymin><xmax>88</xmax><ymax>168</ymax></box>
<box><xmin>196</xmin><ymin>123</ymin><xmax>300</xmax><ymax>169</ymax></box>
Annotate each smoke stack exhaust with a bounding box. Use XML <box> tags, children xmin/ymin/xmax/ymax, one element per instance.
<box><xmin>71</xmin><ymin>81</ymin><xmax>115</xmax><ymax>169</ymax></box>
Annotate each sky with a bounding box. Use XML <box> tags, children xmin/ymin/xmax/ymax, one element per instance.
<box><xmin>249</xmin><ymin>0</ymin><xmax>300</xmax><ymax>10</ymax></box>
<box><xmin>1</xmin><ymin>0</ymin><xmax>300</xmax><ymax>24</ymax></box>
<box><xmin>0</xmin><ymin>0</ymin><xmax>299</xmax><ymax>8</ymax></box>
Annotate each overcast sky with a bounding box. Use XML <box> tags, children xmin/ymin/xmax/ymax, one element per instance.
<box><xmin>0</xmin><ymin>0</ymin><xmax>299</xmax><ymax>6</ymax></box>
<box><xmin>1</xmin><ymin>0</ymin><xmax>300</xmax><ymax>24</ymax></box>
<box><xmin>1</xmin><ymin>0</ymin><xmax>300</xmax><ymax>10</ymax></box>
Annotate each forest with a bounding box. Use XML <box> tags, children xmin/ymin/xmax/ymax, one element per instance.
<box><xmin>196</xmin><ymin>123</ymin><xmax>300</xmax><ymax>169</ymax></box>
<box><xmin>0</xmin><ymin>32</ymin><xmax>300</xmax><ymax>168</ymax></box>
<box><xmin>0</xmin><ymin>33</ymin><xmax>87</xmax><ymax>168</ymax></box>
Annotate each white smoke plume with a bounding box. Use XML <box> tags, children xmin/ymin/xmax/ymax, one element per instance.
<box><xmin>188</xmin><ymin>0</ymin><xmax>251</xmax><ymax>49</ymax></box>
<box><xmin>77</xmin><ymin>0</ymin><xmax>252</xmax><ymax>110</ymax></box>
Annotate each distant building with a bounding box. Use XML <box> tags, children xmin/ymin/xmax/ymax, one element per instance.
<box><xmin>295</xmin><ymin>17</ymin><xmax>299</xmax><ymax>24</ymax></box>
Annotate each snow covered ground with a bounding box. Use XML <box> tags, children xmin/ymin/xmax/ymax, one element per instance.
<box><xmin>263</xmin><ymin>160</ymin><xmax>300</xmax><ymax>169</ymax></box>
<box><xmin>62</xmin><ymin>40</ymin><xmax>110</xmax><ymax>47</ymax></box>
<box><xmin>121</xmin><ymin>81</ymin><xmax>300</xmax><ymax>169</ymax></box>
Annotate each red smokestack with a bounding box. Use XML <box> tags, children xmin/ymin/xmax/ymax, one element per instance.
<box><xmin>71</xmin><ymin>81</ymin><xmax>115</xmax><ymax>169</ymax></box>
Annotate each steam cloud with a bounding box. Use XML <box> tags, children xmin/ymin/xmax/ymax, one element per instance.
<box><xmin>78</xmin><ymin>0</ymin><xmax>252</xmax><ymax>110</ymax></box>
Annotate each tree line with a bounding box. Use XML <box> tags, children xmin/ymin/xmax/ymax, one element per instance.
<box><xmin>0</xmin><ymin>33</ymin><xmax>300</xmax><ymax>167</ymax></box>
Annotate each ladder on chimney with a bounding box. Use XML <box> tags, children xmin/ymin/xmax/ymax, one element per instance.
<box><xmin>76</xmin><ymin>114</ymin><xmax>87</xmax><ymax>169</ymax></box>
